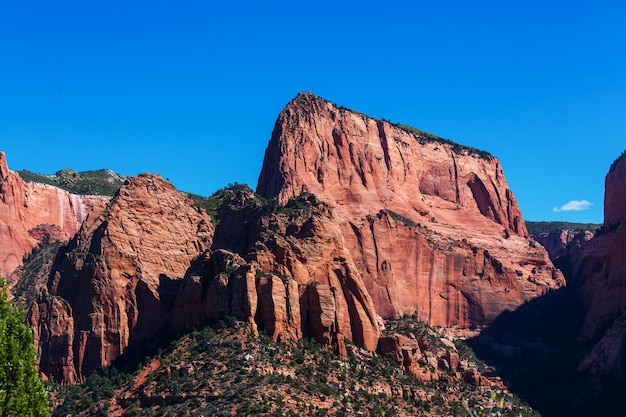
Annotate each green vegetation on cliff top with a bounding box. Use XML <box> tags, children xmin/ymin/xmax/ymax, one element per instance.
<box><xmin>332</xmin><ymin>98</ymin><xmax>492</xmax><ymax>159</ymax></box>
<box><xmin>18</xmin><ymin>168</ymin><xmax>126</xmax><ymax>196</ymax></box>
<box><xmin>526</xmin><ymin>221</ymin><xmax>601</xmax><ymax>235</ymax></box>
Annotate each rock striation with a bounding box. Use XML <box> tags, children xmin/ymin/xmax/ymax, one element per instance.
<box><xmin>257</xmin><ymin>93</ymin><xmax>563</xmax><ymax>328</ymax></box>
<box><xmin>0</xmin><ymin>151</ymin><xmax>108</xmax><ymax>278</ymax></box>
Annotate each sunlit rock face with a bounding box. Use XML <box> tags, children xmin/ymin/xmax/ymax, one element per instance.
<box><xmin>171</xmin><ymin>191</ymin><xmax>380</xmax><ymax>357</ymax></box>
<box><xmin>257</xmin><ymin>92</ymin><xmax>563</xmax><ymax>328</ymax></box>
<box><xmin>29</xmin><ymin>177</ymin><xmax>379</xmax><ymax>383</ymax></box>
<box><xmin>30</xmin><ymin>174</ymin><xmax>214</xmax><ymax>383</ymax></box>
<box><xmin>0</xmin><ymin>151</ymin><xmax>108</xmax><ymax>278</ymax></box>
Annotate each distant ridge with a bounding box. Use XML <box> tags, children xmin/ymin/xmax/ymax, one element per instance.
<box><xmin>526</xmin><ymin>221</ymin><xmax>601</xmax><ymax>235</ymax></box>
<box><xmin>18</xmin><ymin>168</ymin><xmax>126</xmax><ymax>196</ymax></box>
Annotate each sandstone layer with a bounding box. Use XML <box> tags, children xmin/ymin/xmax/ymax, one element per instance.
<box><xmin>0</xmin><ymin>151</ymin><xmax>108</xmax><ymax>277</ymax></box>
<box><xmin>257</xmin><ymin>92</ymin><xmax>564</xmax><ymax>328</ymax></box>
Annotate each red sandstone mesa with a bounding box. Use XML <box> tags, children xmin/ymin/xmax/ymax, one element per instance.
<box><xmin>171</xmin><ymin>191</ymin><xmax>380</xmax><ymax>357</ymax></box>
<box><xmin>257</xmin><ymin>92</ymin><xmax>564</xmax><ymax>328</ymax></box>
<box><xmin>23</xmin><ymin>92</ymin><xmax>567</xmax><ymax>383</ymax></box>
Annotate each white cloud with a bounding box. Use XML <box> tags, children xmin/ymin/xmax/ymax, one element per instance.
<box><xmin>553</xmin><ymin>200</ymin><xmax>593</xmax><ymax>212</ymax></box>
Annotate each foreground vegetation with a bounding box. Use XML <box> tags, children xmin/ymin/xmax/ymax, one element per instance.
<box><xmin>0</xmin><ymin>277</ymin><xmax>50</xmax><ymax>416</ymax></box>
<box><xmin>49</xmin><ymin>317</ymin><xmax>538</xmax><ymax>416</ymax></box>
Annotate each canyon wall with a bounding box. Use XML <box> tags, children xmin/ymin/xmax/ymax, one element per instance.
<box><xmin>0</xmin><ymin>151</ymin><xmax>107</xmax><ymax>277</ymax></box>
<box><xmin>29</xmin><ymin>179</ymin><xmax>379</xmax><ymax>383</ymax></box>
<box><xmin>29</xmin><ymin>174</ymin><xmax>215</xmax><ymax>382</ymax></box>
<box><xmin>532</xmin><ymin>229</ymin><xmax>595</xmax><ymax>259</ymax></box>
<box><xmin>565</xmin><ymin>152</ymin><xmax>626</xmax><ymax>374</ymax></box>
<box><xmin>257</xmin><ymin>92</ymin><xmax>563</xmax><ymax>327</ymax></box>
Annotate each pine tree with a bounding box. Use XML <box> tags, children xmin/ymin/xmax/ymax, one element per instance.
<box><xmin>0</xmin><ymin>276</ymin><xmax>50</xmax><ymax>416</ymax></box>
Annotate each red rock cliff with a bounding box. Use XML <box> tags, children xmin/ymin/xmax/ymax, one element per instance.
<box><xmin>568</xmin><ymin>151</ymin><xmax>626</xmax><ymax>374</ymax></box>
<box><xmin>605</xmin><ymin>152</ymin><xmax>626</xmax><ymax>229</ymax></box>
<box><xmin>29</xmin><ymin>174</ymin><xmax>215</xmax><ymax>382</ymax></box>
<box><xmin>257</xmin><ymin>93</ymin><xmax>563</xmax><ymax>327</ymax></box>
<box><xmin>171</xmin><ymin>191</ymin><xmax>380</xmax><ymax>356</ymax></box>
<box><xmin>30</xmin><ymin>180</ymin><xmax>380</xmax><ymax>383</ymax></box>
<box><xmin>0</xmin><ymin>151</ymin><xmax>107</xmax><ymax>277</ymax></box>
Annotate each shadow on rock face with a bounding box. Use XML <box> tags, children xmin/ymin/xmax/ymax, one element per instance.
<box><xmin>468</xmin><ymin>286</ymin><xmax>626</xmax><ymax>417</ymax></box>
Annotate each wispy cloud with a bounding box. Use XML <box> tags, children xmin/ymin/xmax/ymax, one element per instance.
<box><xmin>553</xmin><ymin>200</ymin><xmax>593</xmax><ymax>212</ymax></box>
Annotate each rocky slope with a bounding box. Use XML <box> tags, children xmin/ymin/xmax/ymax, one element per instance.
<box><xmin>0</xmin><ymin>152</ymin><xmax>108</xmax><ymax>278</ymax></box>
<box><xmin>257</xmin><ymin>92</ymin><xmax>563</xmax><ymax>328</ymax></box>
<box><xmin>50</xmin><ymin>319</ymin><xmax>538</xmax><ymax>417</ymax></box>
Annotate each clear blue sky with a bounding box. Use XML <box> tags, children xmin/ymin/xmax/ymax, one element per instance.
<box><xmin>2</xmin><ymin>1</ymin><xmax>624</xmax><ymax>224</ymax></box>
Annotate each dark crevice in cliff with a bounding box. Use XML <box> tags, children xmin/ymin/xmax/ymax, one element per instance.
<box><xmin>451</xmin><ymin>154</ymin><xmax>461</xmax><ymax>204</ymax></box>
<box><xmin>348</xmin><ymin>142</ymin><xmax>367</xmax><ymax>187</ymax></box>
<box><xmin>467</xmin><ymin>174</ymin><xmax>502</xmax><ymax>225</ymax></box>
<box><xmin>348</xmin><ymin>222</ymin><xmax>368</xmax><ymax>274</ymax></box>
<box><xmin>367</xmin><ymin>217</ymin><xmax>380</xmax><ymax>273</ymax></box>
<box><xmin>376</xmin><ymin>120</ymin><xmax>392</xmax><ymax>174</ymax></box>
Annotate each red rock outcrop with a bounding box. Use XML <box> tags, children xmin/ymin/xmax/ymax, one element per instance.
<box><xmin>564</xmin><ymin>151</ymin><xmax>626</xmax><ymax>374</ymax></box>
<box><xmin>30</xmin><ymin>181</ymin><xmax>380</xmax><ymax>383</ymax></box>
<box><xmin>0</xmin><ymin>151</ymin><xmax>108</xmax><ymax>277</ymax></box>
<box><xmin>257</xmin><ymin>93</ymin><xmax>563</xmax><ymax>328</ymax></box>
<box><xmin>171</xmin><ymin>191</ymin><xmax>380</xmax><ymax>355</ymax></box>
<box><xmin>29</xmin><ymin>174</ymin><xmax>215</xmax><ymax>382</ymax></box>
<box><xmin>377</xmin><ymin>330</ymin><xmax>499</xmax><ymax>386</ymax></box>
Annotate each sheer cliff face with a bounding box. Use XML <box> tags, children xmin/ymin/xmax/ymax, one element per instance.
<box><xmin>570</xmin><ymin>152</ymin><xmax>626</xmax><ymax>374</ymax></box>
<box><xmin>257</xmin><ymin>93</ymin><xmax>563</xmax><ymax>327</ymax></box>
<box><xmin>605</xmin><ymin>153</ymin><xmax>626</xmax><ymax>229</ymax></box>
<box><xmin>29</xmin><ymin>174</ymin><xmax>215</xmax><ymax>383</ymax></box>
<box><xmin>257</xmin><ymin>93</ymin><xmax>526</xmax><ymax>236</ymax></box>
<box><xmin>0</xmin><ymin>152</ymin><xmax>107</xmax><ymax>277</ymax></box>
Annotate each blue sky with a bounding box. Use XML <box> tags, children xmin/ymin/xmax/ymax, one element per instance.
<box><xmin>1</xmin><ymin>1</ymin><xmax>624</xmax><ymax>224</ymax></box>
